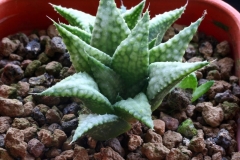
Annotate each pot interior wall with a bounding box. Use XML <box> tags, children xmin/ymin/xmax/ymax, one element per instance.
<box><xmin>0</xmin><ymin>0</ymin><xmax>239</xmax><ymax>74</ymax></box>
<box><xmin>0</xmin><ymin>0</ymin><xmax>240</xmax><ymax>151</ymax></box>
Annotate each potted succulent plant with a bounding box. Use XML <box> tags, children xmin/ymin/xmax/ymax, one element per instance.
<box><xmin>0</xmin><ymin>0</ymin><xmax>240</xmax><ymax>159</ymax></box>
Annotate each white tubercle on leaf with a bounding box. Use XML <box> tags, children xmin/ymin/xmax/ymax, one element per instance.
<box><xmin>113</xmin><ymin>92</ymin><xmax>153</xmax><ymax>129</ymax></box>
<box><xmin>112</xmin><ymin>11</ymin><xmax>149</xmax><ymax>87</ymax></box>
<box><xmin>72</xmin><ymin>114</ymin><xmax>131</xmax><ymax>142</ymax></box>
<box><xmin>91</xmin><ymin>0</ymin><xmax>131</xmax><ymax>56</ymax></box>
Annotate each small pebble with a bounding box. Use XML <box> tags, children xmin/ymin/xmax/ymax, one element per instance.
<box><xmin>1</xmin><ymin>64</ymin><xmax>24</xmax><ymax>84</ymax></box>
<box><xmin>163</xmin><ymin>130</ymin><xmax>182</xmax><ymax>149</ymax></box>
<box><xmin>0</xmin><ymin>37</ymin><xmax>20</xmax><ymax>57</ymax></box>
<box><xmin>160</xmin><ymin>112</ymin><xmax>179</xmax><ymax>131</ymax></box>
<box><xmin>27</xmin><ymin>138</ymin><xmax>45</xmax><ymax>158</ymax></box>
<box><xmin>199</xmin><ymin>41</ymin><xmax>213</xmax><ymax>58</ymax></box>
<box><xmin>104</xmin><ymin>138</ymin><xmax>125</xmax><ymax>157</ymax></box>
<box><xmin>177</xmin><ymin>119</ymin><xmax>197</xmax><ymax>138</ymax></box>
<box><xmin>25</xmin><ymin>40</ymin><xmax>41</xmax><ymax>59</ymax></box>
<box><xmin>63</xmin><ymin>102</ymin><xmax>81</xmax><ymax>115</ymax></box>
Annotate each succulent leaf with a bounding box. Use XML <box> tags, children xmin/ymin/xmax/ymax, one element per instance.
<box><xmin>177</xmin><ymin>73</ymin><xmax>198</xmax><ymax>90</ymax></box>
<box><xmin>147</xmin><ymin>61</ymin><xmax>209</xmax><ymax>110</ymax></box>
<box><xmin>148</xmin><ymin>38</ymin><xmax>156</xmax><ymax>50</ymax></box>
<box><xmin>51</xmin><ymin>4</ymin><xmax>95</xmax><ymax>33</ymax></box>
<box><xmin>72</xmin><ymin>114</ymin><xmax>131</xmax><ymax>142</ymax></box>
<box><xmin>149</xmin><ymin>3</ymin><xmax>186</xmax><ymax>42</ymax></box>
<box><xmin>122</xmin><ymin>0</ymin><xmax>146</xmax><ymax>30</ymax></box>
<box><xmin>112</xmin><ymin>11</ymin><xmax>149</xmax><ymax>87</ymax></box>
<box><xmin>191</xmin><ymin>80</ymin><xmax>214</xmax><ymax>102</ymax></box>
<box><xmin>114</xmin><ymin>92</ymin><xmax>153</xmax><ymax>128</ymax></box>
<box><xmin>88</xmin><ymin>56</ymin><xmax>123</xmax><ymax>103</ymax></box>
<box><xmin>52</xmin><ymin>21</ymin><xmax>111</xmax><ymax>73</ymax></box>
<box><xmin>60</xmin><ymin>23</ymin><xmax>91</xmax><ymax>44</ymax></box>
<box><xmin>149</xmin><ymin>12</ymin><xmax>206</xmax><ymax>63</ymax></box>
<box><xmin>38</xmin><ymin>72</ymin><xmax>114</xmax><ymax>114</ymax></box>
<box><xmin>91</xmin><ymin>0</ymin><xmax>131</xmax><ymax>56</ymax></box>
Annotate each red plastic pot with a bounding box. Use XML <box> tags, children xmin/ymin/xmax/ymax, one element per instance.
<box><xmin>0</xmin><ymin>0</ymin><xmax>240</xmax><ymax>150</ymax></box>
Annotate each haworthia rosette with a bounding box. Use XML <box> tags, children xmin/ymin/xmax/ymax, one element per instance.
<box><xmin>147</xmin><ymin>61</ymin><xmax>209</xmax><ymax>110</ymax></box>
<box><xmin>46</xmin><ymin>0</ymin><xmax>210</xmax><ymax>142</ymax></box>
<box><xmin>112</xmin><ymin>11</ymin><xmax>149</xmax><ymax>87</ymax></box>
<box><xmin>52</xmin><ymin>20</ymin><xmax>112</xmax><ymax>73</ymax></box>
<box><xmin>113</xmin><ymin>92</ymin><xmax>153</xmax><ymax>128</ymax></box>
<box><xmin>51</xmin><ymin>4</ymin><xmax>95</xmax><ymax>33</ymax></box>
<box><xmin>90</xmin><ymin>0</ymin><xmax>131</xmax><ymax>56</ymax></box>
<box><xmin>149</xmin><ymin>3</ymin><xmax>187</xmax><ymax>42</ymax></box>
<box><xmin>38</xmin><ymin>72</ymin><xmax>114</xmax><ymax>114</ymax></box>
<box><xmin>149</xmin><ymin>11</ymin><xmax>206</xmax><ymax>63</ymax></box>
<box><xmin>60</xmin><ymin>23</ymin><xmax>91</xmax><ymax>44</ymax></box>
<box><xmin>72</xmin><ymin>114</ymin><xmax>131</xmax><ymax>142</ymax></box>
<box><xmin>122</xmin><ymin>0</ymin><xmax>146</xmax><ymax>30</ymax></box>
<box><xmin>88</xmin><ymin>56</ymin><xmax>123</xmax><ymax>104</ymax></box>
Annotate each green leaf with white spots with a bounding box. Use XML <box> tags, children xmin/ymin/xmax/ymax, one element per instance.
<box><xmin>88</xmin><ymin>56</ymin><xmax>123</xmax><ymax>103</ymax></box>
<box><xmin>90</xmin><ymin>0</ymin><xmax>131</xmax><ymax>56</ymax></box>
<box><xmin>72</xmin><ymin>114</ymin><xmax>131</xmax><ymax>142</ymax></box>
<box><xmin>149</xmin><ymin>12</ymin><xmax>206</xmax><ymax>63</ymax></box>
<box><xmin>52</xmin><ymin>20</ymin><xmax>111</xmax><ymax>73</ymax></box>
<box><xmin>112</xmin><ymin>11</ymin><xmax>149</xmax><ymax>87</ymax></box>
<box><xmin>191</xmin><ymin>80</ymin><xmax>214</xmax><ymax>102</ymax></box>
<box><xmin>51</xmin><ymin>4</ymin><xmax>95</xmax><ymax>33</ymax></box>
<box><xmin>38</xmin><ymin>72</ymin><xmax>114</xmax><ymax>114</ymax></box>
<box><xmin>177</xmin><ymin>73</ymin><xmax>198</xmax><ymax>90</ymax></box>
<box><xmin>122</xmin><ymin>0</ymin><xmax>146</xmax><ymax>30</ymax></box>
<box><xmin>113</xmin><ymin>93</ymin><xmax>153</xmax><ymax>128</ymax></box>
<box><xmin>147</xmin><ymin>61</ymin><xmax>209</xmax><ymax>111</ymax></box>
<box><xmin>60</xmin><ymin>23</ymin><xmax>91</xmax><ymax>44</ymax></box>
<box><xmin>149</xmin><ymin>3</ymin><xmax>187</xmax><ymax>42</ymax></box>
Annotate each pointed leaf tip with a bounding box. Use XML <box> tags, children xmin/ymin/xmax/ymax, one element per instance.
<box><xmin>122</xmin><ymin>0</ymin><xmax>146</xmax><ymax>30</ymax></box>
<box><xmin>91</xmin><ymin>0</ymin><xmax>130</xmax><ymax>56</ymax></box>
<box><xmin>149</xmin><ymin>3</ymin><xmax>187</xmax><ymax>42</ymax></box>
<box><xmin>114</xmin><ymin>93</ymin><xmax>153</xmax><ymax>129</ymax></box>
<box><xmin>150</xmin><ymin>11</ymin><xmax>206</xmax><ymax>63</ymax></box>
<box><xmin>52</xmin><ymin>4</ymin><xmax>95</xmax><ymax>33</ymax></box>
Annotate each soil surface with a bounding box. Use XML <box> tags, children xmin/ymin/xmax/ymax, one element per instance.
<box><xmin>0</xmin><ymin>24</ymin><xmax>240</xmax><ymax>159</ymax></box>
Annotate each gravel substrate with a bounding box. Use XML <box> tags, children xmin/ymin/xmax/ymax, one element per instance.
<box><xmin>0</xmin><ymin>24</ymin><xmax>240</xmax><ymax>160</ymax></box>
